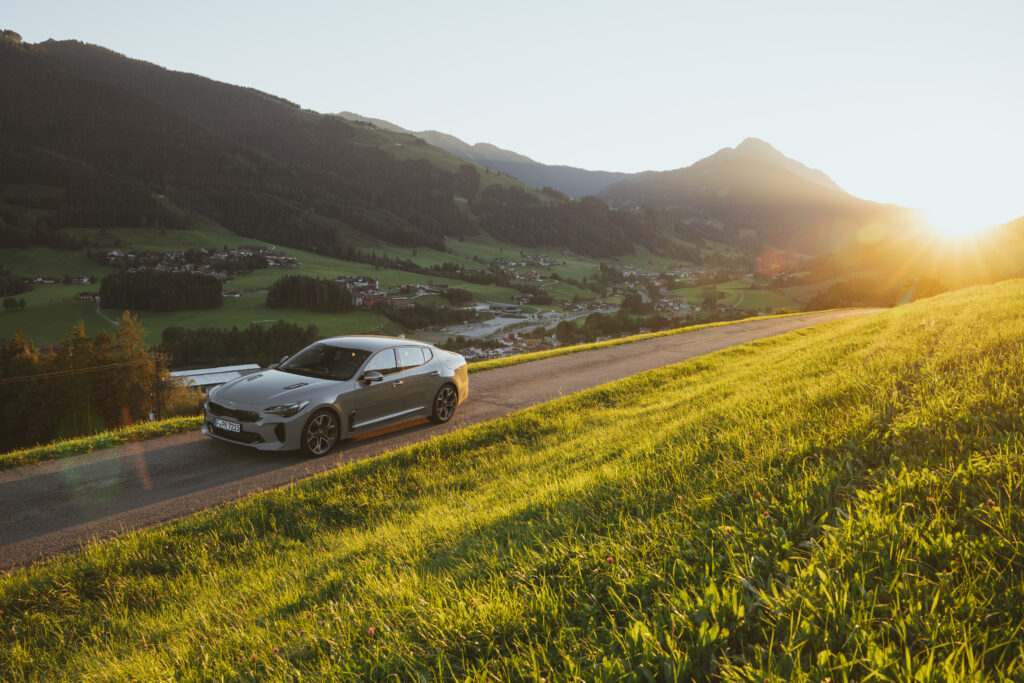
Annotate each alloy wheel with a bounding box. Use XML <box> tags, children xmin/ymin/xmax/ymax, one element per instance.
<box><xmin>305</xmin><ymin>412</ymin><xmax>338</xmax><ymax>455</ymax></box>
<box><xmin>435</xmin><ymin>385</ymin><xmax>457</xmax><ymax>422</ymax></box>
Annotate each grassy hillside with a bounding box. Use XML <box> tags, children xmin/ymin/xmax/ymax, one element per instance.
<box><xmin>2</xmin><ymin>282</ymin><xmax>1023</xmax><ymax>679</ymax></box>
<box><xmin>671</xmin><ymin>280</ymin><xmax>802</xmax><ymax>312</ymax></box>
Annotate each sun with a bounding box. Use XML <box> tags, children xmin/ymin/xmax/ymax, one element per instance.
<box><xmin>923</xmin><ymin>208</ymin><xmax>985</xmax><ymax>239</ymax></box>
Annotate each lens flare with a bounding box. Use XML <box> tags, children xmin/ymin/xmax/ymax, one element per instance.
<box><xmin>924</xmin><ymin>208</ymin><xmax>983</xmax><ymax>238</ymax></box>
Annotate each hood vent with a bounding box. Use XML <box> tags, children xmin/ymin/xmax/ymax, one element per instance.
<box><xmin>245</xmin><ymin>374</ymin><xmax>263</xmax><ymax>382</ymax></box>
<box><xmin>283</xmin><ymin>382</ymin><xmax>309</xmax><ymax>390</ymax></box>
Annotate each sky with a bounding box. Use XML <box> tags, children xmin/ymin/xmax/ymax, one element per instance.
<box><xmin>7</xmin><ymin>0</ymin><xmax>1024</xmax><ymax>232</ymax></box>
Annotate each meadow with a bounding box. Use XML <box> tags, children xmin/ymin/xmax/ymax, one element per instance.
<box><xmin>0</xmin><ymin>311</ymin><xmax>809</xmax><ymax>471</ymax></box>
<box><xmin>671</xmin><ymin>280</ymin><xmax>801</xmax><ymax>312</ymax></box>
<box><xmin>1</xmin><ymin>281</ymin><xmax>1022</xmax><ymax>679</ymax></box>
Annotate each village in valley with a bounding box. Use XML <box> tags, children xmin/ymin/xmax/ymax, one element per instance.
<box><xmin>4</xmin><ymin>237</ymin><xmax>794</xmax><ymax>366</ymax></box>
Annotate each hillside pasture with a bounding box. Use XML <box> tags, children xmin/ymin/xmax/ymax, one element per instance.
<box><xmin>1</xmin><ymin>282</ymin><xmax>1022</xmax><ymax>678</ymax></box>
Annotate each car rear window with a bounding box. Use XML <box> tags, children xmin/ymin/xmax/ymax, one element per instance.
<box><xmin>398</xmin><ymin>346</ymin><xmax>428</xmax><ymax>369</ymax></box>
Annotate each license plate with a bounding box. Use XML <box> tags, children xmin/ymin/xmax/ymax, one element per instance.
<box><xmin>214</xmin><ymin>418</ymin><xmax>241</xmax><ymax>433</ymax></box>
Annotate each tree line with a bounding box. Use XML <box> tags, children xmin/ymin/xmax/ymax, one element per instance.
<box><xmin>0</xmin><ymin>313</ymin><xmax>162</xmax><ymax>452</ymax></box>
<box><xmin>266</xmin><ymin>275</ymin><xmax>354</xmax><ymax>313</ymax></box>
<box><xmin>380</xmin><ymin>303</ymin><xmax>479</xmax><ymax>330</ymax></box>
<box><xmin>160</xmin><ymin>320</ymin><xmax>319</xmax><ymax>368</ymax></box>
<box><xmin>803</xmin><ymin>276</ymin><xmax>945</xmax><ymax>311</ymax></box>
<box><xmin>0</xmin><ymin>143</ymin><xmax>189</xmax><ymax>249</ymax></box>
<box><xmin>472</xmin><ymin>186</ymin><xmax>663</xmax><ymax>258</ymax></box>
<box><xmin>99</xmin><ymin>271</ymin><xmax>223</xmax><ymax>311</ymax></box>
<box><xmin>0</xmin><ymin>266</ymin><xmax>32</xmax><ymax>296</ymax></box>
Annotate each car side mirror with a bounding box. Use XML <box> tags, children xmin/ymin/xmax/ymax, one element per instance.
<box><xmin>280</xmin><ymin>355</ymin><xmax>290</xmax><ymax>364</ymax></box>
<box><xmin>360</xmin><ymin>370</ymin><xmax>384</xmax><ymax>384</ymax></box>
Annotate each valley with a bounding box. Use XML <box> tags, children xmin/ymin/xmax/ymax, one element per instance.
<box><xmin>1</xmin><ymin>10</ymin><xmax>1023</xmax><ymax>680</ymax></box>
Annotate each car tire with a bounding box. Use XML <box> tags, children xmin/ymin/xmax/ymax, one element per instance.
<box><xmin>301</xmin><ymin>408</ymin><xmax>339</xmax><ymax>457</ymax></box>
<box><xmin>429</xmin><ymin>383</ymin><xmax>458</xmax><ymax>424</ymax></box>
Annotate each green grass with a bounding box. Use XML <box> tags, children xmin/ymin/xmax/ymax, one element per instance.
<box><xmin>3</xmin><ymin>283</ymin><xmax>1022</xmax><ymax>678</ymax></box>
<box><xmin>0</xmin><ymin>313</ymin><xmax>812</xmax><ymax>470</ymax></box>
<box><xmin>224</xmin><ymin>246</ymin><xmax>523</xmax><ymax>305</ymax></box>
<box><xmin>0</xmin><ymin>245</ymin><xmax>527</xmax><ymax>346</ymax></box>
<box><xmin>0</xmin><ymin>416</ymin><xmax>202</xmax><ymax>470</ymax></box>
<box><xmin>0</xmin><ymin>285</ymin><xmax>403</xmax><ymax>347</ymax></box>
<box><xmin>671</xmin><ymin>280</ymin><xmax>801</xmax><ymax>311</ymax></box>
<box><xmin>0</xmin><ymin>285</ymin><xmax>115</xmax><ymax>343</ymax></box>
<box><xmin>467</xmin><ymin>310</ymin><xmax>815</xmax><ymax>373</ymax></box>
<box><xmin>117</xmin><ymin>297</ymin><xmax>402</xmax><ymax>346</ymax></box>
<box><xmin>0</xmin><ymin>247</ymin><xmax>115</xmax><ymax>279</ymax></box>
<box><xmin>780</xmin><ymin>271</ymin><xmax>876</xmax><ymax>301</ymax></box>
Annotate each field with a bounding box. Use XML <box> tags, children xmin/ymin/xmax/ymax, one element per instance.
<box><xmin>0</xmin><ymin>226</ymin><xmax>632</xmax><ymax>346</ymax></box>
<box><xmin>0</xmin><ymin>237</ymin><xmax>531</xmax><ymax>345</ymax></box>
<box><xmin>671</xmin><ymin>280</ymin><xmax>801</xmax><ymax>311</ymax></box>
<box><xmin>0</xmin><ymin>246</ymin><xmax>115</xmax><ymax>280</ymax></box>
<box><xmin>1</xmin><ymin>281</ymin><xmax>1022</xmax><ymax>678</ymax></box>
<box><xmin>125</xmin><ymin>299</ymin><xmax>401</xmax><ymax>346</ymax></box>
<box><xmin>0</xmin><ymin>285</ymin><xmax>115</xmax><ymax>342</ymax></box>
<box><xmin>4</xmin><ymin>218</ymin><xmax>772</xmax><ymax>348</ymax></box>
<box><xmin>0</xmin><ymin>281</ymin><xmax>402</xmax><ymax>347</ymax></box>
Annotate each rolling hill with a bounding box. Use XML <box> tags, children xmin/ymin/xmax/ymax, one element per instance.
<box><xmin>338</xmin><ymin>112</ymin><xmax>634</xmax><ymax>198</ymax></box>
<box><xmin>1</xmin><ymin>281</ymin><xmax>1023</xmax><ymax>678</ymax></box>
<box><xmin>600</xmin><ymin>137</ymin><xmax>920</xmax><ymax>254</ymax></box>
<box><xmin>0</xmin><ymin>34</ymin><xmax>661</xmax><ymax>258</ymax></box>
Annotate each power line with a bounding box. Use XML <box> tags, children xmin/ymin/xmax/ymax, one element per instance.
<box><xmin>0</xmin><ymin>355</ymin><xmax>162</xmax><ymax>386</ymax></box>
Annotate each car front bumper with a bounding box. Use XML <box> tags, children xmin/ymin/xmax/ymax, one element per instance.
<box><xmin>201</xmin><ymin>405</ymin><xmax>311</xmax><ymax>451</ymax></box>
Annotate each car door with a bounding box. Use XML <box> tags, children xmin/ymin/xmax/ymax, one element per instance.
<box><xmin>396</xmin><ymin>345</ymin><xmax>435</xmax><ymax>412</ymax></box>
<box><xmin>350</xmin><ymin>348</ymin><xmax>411</xmax><ymax>430</ymax></box>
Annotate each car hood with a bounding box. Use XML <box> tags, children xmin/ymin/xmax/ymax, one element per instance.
<box><xmin>211</xmin><ymin>369</ymin><xmax>338</xmax><ymax>405</ymax></box>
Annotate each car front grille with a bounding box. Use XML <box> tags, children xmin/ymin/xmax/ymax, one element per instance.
<box><xmin>208</xmin><ymin>401</ymin><xmax>260</xmax><ymax>423</ymax></box>
<box><xmin>209</xmin><ymin>422</ymin><xmax>264</xmax><ymax>444</ymax></box>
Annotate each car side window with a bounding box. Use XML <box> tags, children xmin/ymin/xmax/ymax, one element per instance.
<box><xmin>422</xmin><ymin>347</ymin><xmax>433</xmax><ymax>363</ymax></box>
<box><xmin>397</xmin><ymin>346</ymin><xmax>426</xmax><ymax>369</ymax></box>
<box><xmin>363</xmin><ymin>348</ymin><xmax>400</xmax><ymax>376</ymax></box>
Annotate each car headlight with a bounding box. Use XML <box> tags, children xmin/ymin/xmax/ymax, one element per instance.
<box><xmin>263</xmin><ymin>400</ymin><xmax>310</xmax><ymax>417</ymax></box>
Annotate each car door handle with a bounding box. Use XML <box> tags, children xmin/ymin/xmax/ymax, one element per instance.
<box><xmin>392</xmin><ymin>380</ymin><xmax>404</xmax><ymax>387</ymax></box>
<box><xmin>428</xmin><ymin>371</ymin><xmax>440</xmax><ymax>377</ymax></box>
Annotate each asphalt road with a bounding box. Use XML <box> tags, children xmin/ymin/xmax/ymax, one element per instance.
<box><xmin>0</xmin><ymin>309</ymin><xmax>876</xmax><ymax>571</ymax></box>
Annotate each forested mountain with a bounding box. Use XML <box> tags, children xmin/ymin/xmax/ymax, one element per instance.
<box><xmin>337</xmin><ymin>112</ymin><xmax>634</xmax><ymax>198</ymax></box>
<box><xmin>0</xmin><ymin>34</ymin><xmax>659</xmax><ymax>258</ymax></box>
<box><xmin>600</xmin><ymin>138</ymin><xmax>918</xmax><ymax>254</ymax></box>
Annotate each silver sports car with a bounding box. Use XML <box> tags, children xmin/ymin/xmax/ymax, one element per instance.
<box><xmin>201</xmin><ymin>336</ymin><xmax>469</xmax><ymax>456</ymax></box>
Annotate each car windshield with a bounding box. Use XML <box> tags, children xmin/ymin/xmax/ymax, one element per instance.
<box><xmin>279</xmin><ymin>343</ymin><xmax>370</xmax><ymax>380</ymax></box>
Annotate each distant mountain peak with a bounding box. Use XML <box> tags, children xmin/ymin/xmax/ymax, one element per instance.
<box><xmin>734</xmin><ymin>137</ymin><xmax>778</xmax><ymax>153</ymax></box>
<box><xmin>698</xmin><ymin>138</ymin><xmax>843</xmax><ymax>193</ymax></box>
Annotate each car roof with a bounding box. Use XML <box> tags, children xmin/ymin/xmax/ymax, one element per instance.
<box><xmin>319</xmin><ymin>335</ymin><xmax>430</xmax><ymax>352</ymax></box>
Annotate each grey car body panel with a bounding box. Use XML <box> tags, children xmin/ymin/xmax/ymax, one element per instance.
<box><xmin>201</xmin><ymin>336</ymin><xmax>468</xmax><ymax>451</ymax></box>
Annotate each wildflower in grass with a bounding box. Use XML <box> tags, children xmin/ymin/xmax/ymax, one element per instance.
<box><xmin>272</xmin><ymin>648</ymin><xmax>280</xmax><ymax>654</ymax></box>
<box><xmin>762</xmin><ymin>510</ymin><xmax>770</xmax><ymax>517</ymax></box>
<box><xmin>251</xmin><ymin>653</ymin><xmax>257</xmax><ymax>661</ymax></box>
<box><xmin>987</xmin><ymin>498</ymin><xmax>997</xmax><ymax>506</ymax></box>
<box><xmin>606</xmin><ymin>556</ymin><xmax>615</xmax><ymax>563</ymax></box>
<box><xmin>367</xmin><ymin>626</ymin><xmax>376</xmax><ymax>636</ymax></box>
<box><xmin>300</xmin><ymin>629</ymin><xmax>305</xmax><ymax>635</ymax></box>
